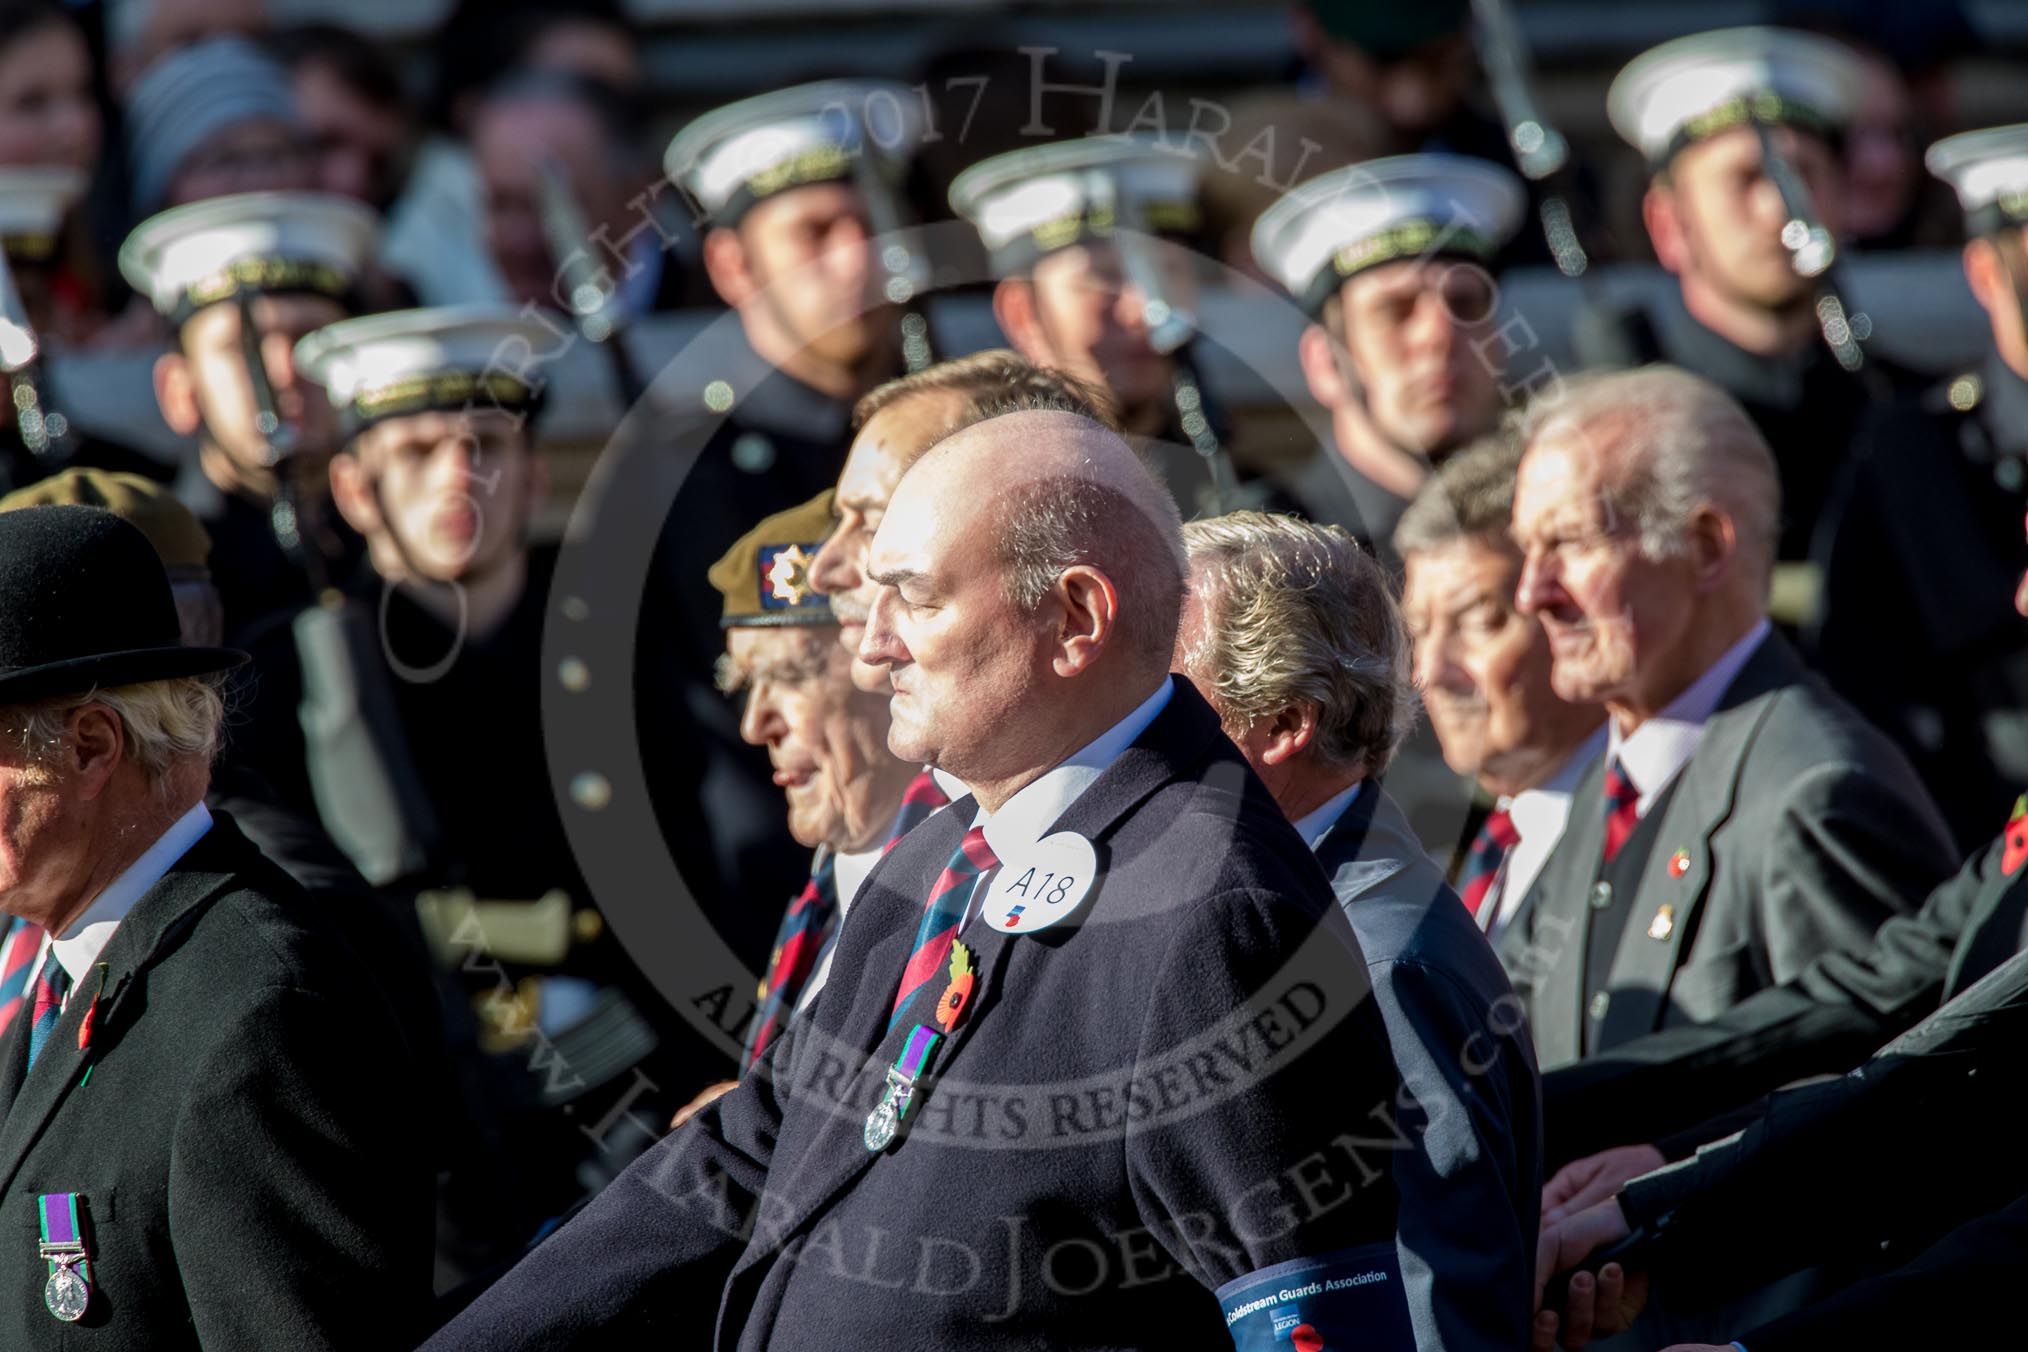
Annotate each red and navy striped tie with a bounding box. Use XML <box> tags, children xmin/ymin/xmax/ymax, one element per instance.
<box><xmin>743</xmin><ymin>772</ymin><xmax>952</xmax><ymax>1070</ymax></box>
<box><xmin>889</xmin><ymin>826</ymin><xmax>997</xmax><ymax>1030</ymax></box>
<box><xmin>743</xmin><ymin>853</ymin><xmax>839</xmax><ymax>1071</ymax></box>
<box><xmin>1602</xmin><ymin>758</ymin><xmax>1641</xmax><ymax>863</ymax></box>
<box><xmin>25</xmin><ymin>957</ymin><xmax>71</xmax><ymax>1071</ymax></box>
<box><xmin>884</xmin><ymin>771</ymin><xmax>951</xmax><ymax>855</ymax></box>
<box><xmin>0</xmin><ymin>918</ymin><xmax>43</xmax><ymax>1044</ymax></box>
<box><xmin>1458</xmin><ymin>809</ymin><xmax>1519</xmax><ymax>920</ymax></box>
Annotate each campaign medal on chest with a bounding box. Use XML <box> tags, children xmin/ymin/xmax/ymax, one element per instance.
<box><xmin>37</xmin><ymin>1194</ymin><xmax>91</xmax><ymax>1323</ymax></box>
<box><xmin>865</xmin><ymin>943</ymin><xmax>980</xmax><ymax>1153</ymax></box>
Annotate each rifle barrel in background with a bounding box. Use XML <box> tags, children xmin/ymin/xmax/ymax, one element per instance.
<box><xmin>1751</xmin><ymin>120</ymin><xmax>1870</xmax><ymax>372</ymax></box>
<box><xmin>538</xmin><ymin>158</ymin><xmax>650</xmax><ymax>406</ymax></box>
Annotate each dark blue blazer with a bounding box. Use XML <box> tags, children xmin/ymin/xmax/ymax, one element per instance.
<box><xmin>1315</xmin><ymin>785</ymin><xmax>1543</xmax><ymax>1352</ymax></box>
<box><xmin>419</xmin><ymin>679</ymin><xmax>1407</xmax><ymax>1350</ymax></box>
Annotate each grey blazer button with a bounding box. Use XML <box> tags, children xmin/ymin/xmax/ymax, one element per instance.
<box><xmin>1589</xmin><ymin>991</ymin><xmax>1611</xmax><ymax>1020</ymax></box>
<box><xmin>1589</xmin><ymin>880</ymin><xmax>1614</xmax><ymax>910</ymax></box>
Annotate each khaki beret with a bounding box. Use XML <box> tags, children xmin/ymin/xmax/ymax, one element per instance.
<box><xmin>708</xmin><ymin>491</ymin><xmax>835</xmax><ymax>628</ymax></box>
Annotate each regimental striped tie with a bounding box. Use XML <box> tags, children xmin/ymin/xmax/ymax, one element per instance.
<box><xmin>1602</xmin><ymin>758</ymin><xmax>1642</xmax><ymax>863</ymax></box>
<box><xmin>25</xmin><ymin>955</ymin><xmax>71</xmax><ymax>1071</ymax></box>
<box><xmin>0</xmin><ymin>918</ymin><xmax>43</xmax><ymax>1045</ymax></box>
<box><xmin>889</xmin><ymin>826</ymin><xmax>998</xmax><ymax>1031</ymax></box>
<box><xmin>1458</xmin><ymin>809</ymin><xmax>1520</xmax><ymax>920</ymax></box>
<box><xmin>883</xmin><ymin>771</ymin><xmax>951</xmax><ymax>855</ymax></box>
<box><xmin>743</xmin><ymin>852</ymin><xmax>840</xmax><ymax>1072</ymax></box>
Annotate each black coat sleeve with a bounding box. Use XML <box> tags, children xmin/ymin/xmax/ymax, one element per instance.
<box><xmin>1616</xmin><ymin>944</ymin><xmax>2028</xmax><ymax>1302</ymax></box>
<box><xmin>1738</xmin><ymin>1187</ymin><xmax>2028</xmax><ymax>1352</ymax></box>
<box><xmin>1543</xmin><ymin>836</ymin><xmax>1993</xmax><ymax>1167</ymax></box>
<box><xmin>415</xmin><ymin>1018</ymin><xmax>795</xmax><ymax>1349</ymax></box>
<box><xmin>172</xmin><ymin>985</ymin><xmax>436</xmax><ymax>1351</ymax></box>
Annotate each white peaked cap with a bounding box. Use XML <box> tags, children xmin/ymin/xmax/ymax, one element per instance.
<box><xmin>948</xmin><ymin>135</ymin><xmax>1201</xmax><ymax>269</ymax></box>
<box><xmin>1607</xmin><ymin>26</ymin><xmax>1861</xmax><ymax>164</ymax></box>
<box><xmin>666</xmin><ymin>80</ymin><xmax>927</xmax><ymax>221</ymax></box>
<box><xmin>118</xmin><ymin>190</ymin><xmax>377</xmax><ymax>317</ymax></box>
<box><xmin>0</xmin><ymin>167</ymin><xmax>86</xmax><ymax>247</ymax></box>
<box><xmin>1251</xmin><ymin>154</ymin><xmax>1525</xmax><ymax>311</ymax></box>
<box><xmin>1928</xmin><ymin>124</ymin><xmax>2028</xmax><ymax>234</ymax></box>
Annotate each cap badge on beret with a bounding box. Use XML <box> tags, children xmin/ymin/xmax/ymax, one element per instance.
<box><xmin>766</xmin><ymin>544</ymin><xmax>817</xmax><ymax>606</ymax></box>
<box><xmin>709</xmin><ymin>491</ymin><xmax>836</xmax><ymax>628</ymax></box>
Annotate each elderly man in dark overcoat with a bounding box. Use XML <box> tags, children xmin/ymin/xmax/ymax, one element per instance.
<box><xmin>0</xmin><ymin>505</ymin><xmax>432</xmax><ymax>1347</ymax></box>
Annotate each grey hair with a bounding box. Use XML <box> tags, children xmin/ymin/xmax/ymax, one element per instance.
<box><xmin>1181</xmin><ymin>512</ymin><xmax>1416</xmax><ymax>777</ymax></box>
<box><xmin>1392</xmin><ymin>432</ymin><xmax>1526</xmax><ymax>559</ymax></box>
<box><xmin>1514</xmin><ymin>365</ymin><xmax>1780</xmax><ymax>584</ymax></box>
<box><xmin>996</xmin><ymin>473</ymin><xmax>1187</xmax><ymax>671</ymax></box>
<box><xmin>2</xmin><ymin>676</ymin><xmax>226</xmax><ymax>794</ymax></box>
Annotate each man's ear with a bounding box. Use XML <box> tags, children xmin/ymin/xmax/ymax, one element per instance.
<box><xmin>1642</xmin><ymin>182</ymin><xmax>1689</xmax><ymax>277</ymax></box>
<box><xmin>327</xmin><ymin>451</ymin><xmax>383</xmax><ymax>537</ymax></box>
<box><xmin>1256</xmin><ymin>702</ymin><xmax>1320</xmax><ymax>768</ymax></box>
<box><xmin>153</xmin><ymin>350</ymin><xmax>202</xmax><ymax>437</ymax></box>
<box><xmin>67</xmin><ymin>704</ymin><xmax>126</xmax><ymax>799</ymax></box>
<box><xmin>1687</xmin><ymin>504</ymin><xmax>1739</xmax><ymax>593</ymax></box>
<box><xmin>1964</xmin><ymin>237</ymin><xmax>2004</xmax><ymax>317</ymax></box>
<box><xmin>1298</xmin><ymin>322</ymin><xmax>1350</xmax><ymax>410</ymax></box>
<box><xmin>701</xmin><ymin>226</ymin><xmax>755</xmax><ymax>309</ymax></box>
<box><xmin>992</xmin><ymin>277</ymin><xmax>1049</xmax><ymax>364</ymax></box>
<box><xmin>1051</xmin><ymin>563</ymin><xmax>1120</xmax><ymax>678</ymax></box>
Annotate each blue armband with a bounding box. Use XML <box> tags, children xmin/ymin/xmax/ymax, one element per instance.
<box><xmin>1216</xmin><ymin>1242</ymin><xmax>1413</xmax><ymax>1351</ymax></box>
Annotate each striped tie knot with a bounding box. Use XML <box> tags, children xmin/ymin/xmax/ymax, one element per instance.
<box><xmin>26</xmin><ymin>954</ymin><xmax>71</xmax><ymax>1071</ymax></box>
<box><xmin>1602</xmin><ymin>758</ymin><xmax>1641</xmax><ymax>862</ymax></box>
<box><xmin>1458</xmin><ymin>809</ymin><xmax>1519</xmax><ymax>920</ymax></box>
<box><xmin>891</xmin><ymin>826</ymin><xmax>1000</xmax><ymax>1028</ymax></box>
<box><xmin>883</xmin><ymin>771</ymin><xmax>951</xmax><ymax>855</ymax></box>
<box><xmin>744</xmin><ymin>852</ymin><xmax>841</xmax><ymax>1070</ymax></box>
<box><xmin>0</xmin><ymin>917</ymin><xmax>45</xmax><ymax>1044</ymax></box>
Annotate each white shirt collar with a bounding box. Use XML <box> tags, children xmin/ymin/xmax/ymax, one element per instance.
<box><xmin>49</xmin><ymin>802</ymin><xmax>212</xmax><ymax>985</ymax></box>
<box><xmin>1294</xmin><ymin>781</ymin><xmax>1363</xmax><ymax>850</ymax></box>
<box><xmin>1506</xmin><ymin>724</ymin><xmax>1608</xmax><ymax>837</ymax></box>
<box><xmin>971</xmin><ymin>678</ymin><xmax>1173</xmax><ymax>862</ymax></box>
<box><xmin>832</xmin><ymin>842</ymin><xmax>885</xmax><ymax>916</ymax></box>
<box><xmin>1487</xmin><ymin>724</ymin><xmax>1610</xmax><ymax>935</ymax></box>
<box><xmin>1607</xmin><ymin>618</ymin><xmax>1768</xmax><ymax>810</ymax></box>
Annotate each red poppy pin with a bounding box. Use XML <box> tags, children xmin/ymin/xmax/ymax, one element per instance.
<box><xmin>934</xmin><ymin>943</ymin><xmax>976</xmax><ymax>1032</ymax></box>
<box><xmin>2004</xmin><ymin>796</ymin><xmax>2028</xmax><ymax>877</ymax></box>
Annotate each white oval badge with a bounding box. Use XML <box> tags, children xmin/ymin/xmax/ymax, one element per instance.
<box><xmin>982</xmin><ymin>832</ymin><xmax>1099</xmax><ymax>934</ymax></box>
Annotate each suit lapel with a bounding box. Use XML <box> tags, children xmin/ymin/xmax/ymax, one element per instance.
<box><xmin>1593</xmin><ymin>639</ymin><xmax>1788</xmax><ymax>1049</ymax></box>
<box><xmin>1508</xmin><ymin>753</ymin><xmax>1607</xmax><ymax>1067</ymax></box>
<box><xmin>739</xmin><ymin>681</ymin><xmax>1220</xmax><ymax>1266</ymax></box>
<box><xmin>0</xmin><ymin>821</ymin><xmax>246</xmax><ymax>1198</ymax></box>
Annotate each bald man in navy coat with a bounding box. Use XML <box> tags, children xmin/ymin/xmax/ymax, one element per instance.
<box><xmin>420</xmin><ymin>400</ymin><xmax>1417</xmax><ymax>1349</ymax></box>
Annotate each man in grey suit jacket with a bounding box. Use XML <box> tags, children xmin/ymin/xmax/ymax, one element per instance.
<box><xmin>1502</xmin><ymin>365</ymin><xmax>1956</xmax><ymax>1070</ymax></box>
<box><xmin>1179</xmin><ymin>511</ymin><xmax>1542</xmax><ymax>1352</ymax></box>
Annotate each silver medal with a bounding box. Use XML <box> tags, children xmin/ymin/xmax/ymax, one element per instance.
<box><xmin>43</xmin><ymin>1259</ymin><xmax>87</xmax><ymax>1322</ymax></box>
<box><xmin>863</xmin><ymin>1096</ymin><xmax>899</xmax><ymax>1152</ymax></box>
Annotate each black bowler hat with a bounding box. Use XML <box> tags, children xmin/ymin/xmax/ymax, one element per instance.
<box><xmin>0</xmin><ymin>505</ymin><xmax>246</xmax><ymax>705</ymax></box>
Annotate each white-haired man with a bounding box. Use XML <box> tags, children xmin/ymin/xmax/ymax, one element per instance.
<box><xmin>421</xmin><ymin>395</ymin><xmax>1415</xmax><ymax>1349</ymax></box>
<box><xmin>0</xmin><ymin>504</ymin><xmax>430</xmax><ymax>1348</ymax></box>
<box><xmin>1502</xmin><ymin>364</ymin><xmax>1955</xmax><ymax>1070</ymax></box>
<box><xmin>1176</xmin><ymin>509</ymin><xmax>1542</xmax><ymax>1352</ymax></box>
